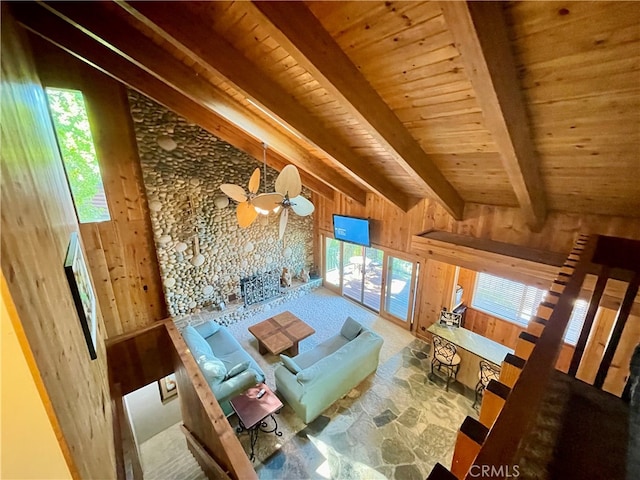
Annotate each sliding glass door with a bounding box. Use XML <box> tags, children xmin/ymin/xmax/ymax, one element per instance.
<box><xmin>324</xmin><ymin>237</ymin><xmax>341</xmax><ymax>290</ymax></box>
<box><xmin>363</xmin><ymin>247</ymin><xmax>383</xmax><ymax>310</ymax></box>
<box><xmin>323</xmin><ymin>235</ymin><xmax>418</xmax><ymax>326</ymax></box>
<box><xmin>382</xmin><ymin>255</ymin><xmax>419</xmax><ymax>327</ymax></box>
<box><xmin>342</xmin><ymin>243</ymin><xmax>364</xmax><ymax>302</ymax></box>
<box><xmin>341</xmin><ymin>243</ymin><xmax>384</xmax><ymax>312</ymax></box>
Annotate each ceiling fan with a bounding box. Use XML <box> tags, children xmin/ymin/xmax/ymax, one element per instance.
<box><xmin>220</xmin><ymin>167</ymin><xmax>261</xmax><ymax>228</ymax></box>
<box><xmin>252</xmin><ymin>164</ymin><xmax>315</xmax><ymax>240</ymax></box>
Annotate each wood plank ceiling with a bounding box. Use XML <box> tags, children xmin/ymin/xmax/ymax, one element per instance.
<box><xmin>13</xmin><ymin>1</ymin><xmax>640</xmax><ymax>228</ymax></box>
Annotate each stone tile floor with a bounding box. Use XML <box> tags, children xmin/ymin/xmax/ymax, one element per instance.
<box><xmin>228</xmin><ymin>339</ymin><xmax>479</xmax><ymax>479</ymax></box>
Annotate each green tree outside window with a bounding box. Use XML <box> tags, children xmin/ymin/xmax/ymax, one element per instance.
<box><xmin>46</xmin><ymin>88</ymin><xmax>110</xmax><ymax>223</ymax></box>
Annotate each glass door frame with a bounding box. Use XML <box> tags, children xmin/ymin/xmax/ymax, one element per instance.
<box><xmin>322</xmin><ymin>232</ymin><xmax>420</xmax><ymax>329</ymax></box>
<box><xmin>323</xmin><ymin>234</ymin><xmax>343</xmax><ymax>294</ymax></box>
<box><xmin>341</xmin><ymin>243</ymin><xmax>384</xmax><ymax>313</ymax></box>
<box><xmin>379</xmin><ymin>252</ymin><xmax>420</xmax><ymax>330</ymax></box>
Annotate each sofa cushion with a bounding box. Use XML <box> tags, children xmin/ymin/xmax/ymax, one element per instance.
<box><xmin>182</xmin><ymin>326</ymin><xmax>214</xmax><ymax>358</ymax></box>
<box><xmin>294</xmin><ymin>335</ymin><xmax>349</xmax><ymax>369</ymax></box>
<box><xmin>197</xmin><ymin>354</ymin><xmax>227</xmax><ymax>385</ymax></box>
<box><xmin>205</xmin><ymin>328</ymin><xmax>244</xmax><ymax>357</ymax></box>
<box><xmin>280</xmin><ymin>354</ymin><xmax>302</xmax><ymax>374</ymax></box>
<box><xmin>194</xmin><ymin>320</ymin><xmax>223</xmax><ymax>339</ymax></box>
<box><xmin>340</xmin><ymin>316</ymin><xmax>363</xmax><ymax>340</ymax></box>
<box><xmin>225</xmin><ymin>361</ymin><xmax>250</xmax><ymax>380</ymax></box>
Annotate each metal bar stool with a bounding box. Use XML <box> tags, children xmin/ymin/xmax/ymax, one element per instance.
<box><xmin>473</xmin><ymin>360</ymin><xmax>501</xmax><ymax>409</ymax></box>
<box><xmin>431</xmin><ymin>335</ymin><xmax>461</xmax><ymax>391</ymax></box>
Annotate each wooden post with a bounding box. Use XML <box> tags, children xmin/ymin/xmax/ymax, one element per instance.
<box><xmin>479</xmin><ymin>380</ymin><xmax>511</xmax><ymax>428</ymax></box>
<box><xmin>569</xmin><ymin>266</ymin><xmax>609</xmax><ymax>376</ymax></box>
<box><xmin>514</xmin><ymin>332</ymin><xmax>538</xmax><ymax>360</ymax></box>
<box><xmin>594</xmin><ymin>273</ymin><xmax>640</xmax><ymax>388</ymax></box>
<box><xmin>500</xmin><ymin>354</ymin><xmax>525</xmax><ymax>388</ymax></box>
<box><xmin>427</xmin><ymin>463</ymin><xmax>458</xmax><ymax>480</ymax></box>
<box><xmin>451</xmin><ymin>417</ymin><xmax>489</xmax><ymax>479</ymax></box>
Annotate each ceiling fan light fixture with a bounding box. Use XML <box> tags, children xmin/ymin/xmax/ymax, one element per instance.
<box><xmin>252</xmin><ymin>142</ymin><xmax>280</xmax><ymax>216</ymax></box>
<box><xmin>255</xmin><ymin>205</ymin><xmax>271</xmax><ymax>216</ymax></box>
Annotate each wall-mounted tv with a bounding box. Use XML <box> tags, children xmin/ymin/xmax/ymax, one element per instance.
<box><xmin>333</xmin><ymin>214</ymin><xmax>371</xmax><ymax>247</ymax></box>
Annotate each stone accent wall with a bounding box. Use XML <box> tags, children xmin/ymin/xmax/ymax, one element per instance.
<box><xmin>128</xmin><ymin>91</ymin><xmax>313</xmax><ymax>317</ymax></box>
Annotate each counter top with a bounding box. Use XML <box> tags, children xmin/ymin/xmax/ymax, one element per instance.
<box><xmin>427</xmin><ymin>323</ymin><xmax>514</xmax><ymax>366</ymax></box>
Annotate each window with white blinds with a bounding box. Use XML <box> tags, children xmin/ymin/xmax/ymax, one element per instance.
<box><xmin>472</xmin><ymin>272</ymin><xmax>587</xmax><ymax>345</ymax></box>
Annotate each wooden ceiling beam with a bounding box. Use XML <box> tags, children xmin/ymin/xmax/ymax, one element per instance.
<box><xmin>440</xmin><ymin>1</ymin><xmax>547</xmax><ymax>231</ymax></box>
<box><xmin>26</xmin><ymin>2</ymin><xmax>363</xmax><ymax>204</ymax></box>
<box><xmin>251</xmin><ymin>1</ymin><xmax>465</xmax><ymax>220</ymax></box>
<box><xmin>13</xmin><ymin>4</ymin><xmax>337</xmax><ymax>200</ymax></box>
<box><xmin>120</xmin><ymin>1</ymin><xmax>415</xmax><ymax>212</ymax></box>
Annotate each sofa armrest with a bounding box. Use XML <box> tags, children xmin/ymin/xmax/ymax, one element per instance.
<box><xmin>211</xmin><ymin>368</ymin><xmax>260</xmax><ymax>404</ymax></box>
<box><xmin>275</xmin><ymin>364</ymin><xmax>304</xmax><ymax>402</ymax></box>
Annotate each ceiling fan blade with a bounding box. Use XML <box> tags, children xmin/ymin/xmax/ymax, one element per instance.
<box><xmin>278</xmin><ymin>207</ymin><xmax>289</xmax><ymax>240</ymax></box>
<box><xmin>275</xmin><ymin>165</ymin><xmax>302</xmax><ymax>198</ymax></box>
<box><xmin>237</xmin><ymin>201</ymin><xmax>258</xmax><ymax>228</ymax></box>
<box><xmin>248</xmin><ymin>167</ymin><xmax>261</xmax><ymax>194</ymax></box>
<box><xmin>291</xmin><ymin>195</ymin><xmax>315</xmax><ymax>217</ymax></box>
<box><xmin>252</xmin><ymin>192</ymin><xmax>284</xmax><ymax>212</ymax></box>
<box><xmin>220</xmin><ymin>184</ymin><xmax>247</xmax><ymax>203</ymax></box>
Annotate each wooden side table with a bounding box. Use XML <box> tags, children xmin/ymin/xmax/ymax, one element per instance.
<box><xmin>230</xmin><ymin>384</ymin><xmax>283</xmax><ymax>462</ymax></box>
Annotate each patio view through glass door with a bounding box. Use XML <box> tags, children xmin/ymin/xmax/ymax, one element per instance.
<box><xmin>324</xmin><ymin>237</ymin><xmax>341</xmax><ymax>290</ymax></box>
<box><xmin>342</xmin><ymin>243</ymin><xmax>384</xmax><ymax>312</ymax></box>
<box><xmin>383</xmin><ymin>256</ymin><xmax>418</xmax><ymax>324</ymax></box>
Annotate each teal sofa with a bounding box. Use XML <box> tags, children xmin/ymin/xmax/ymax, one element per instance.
<box><xmin>274</xmin><ymin>317</ymin><xmax>383</xmax><ymax>423</ymax></box>
<box><xmin>182</xmin><ymin>321</ymin><xmax>265</xmax><ymax>416</ymax></box>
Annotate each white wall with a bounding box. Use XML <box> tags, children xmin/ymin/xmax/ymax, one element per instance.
<box><xmin>124</xmin><ymin>381</ymin><xmax>182</xmax><ymax>445</ymax></box>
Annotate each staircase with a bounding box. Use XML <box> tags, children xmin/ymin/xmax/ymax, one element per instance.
<box><xmin>140</xmin><ymin>423</ymin><xmax>207</xmax><ymax>480</ymax></box>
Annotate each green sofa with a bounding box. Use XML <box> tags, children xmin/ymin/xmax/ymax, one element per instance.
<box><xmin>274</xmin><ymin>317</ymin><xmax>383</xmax><ymax>423</ymax></box>
<box><xmin>182</xmin><ymin>321</ymin><xmax>265</xmax><ymax>416</ymax></box>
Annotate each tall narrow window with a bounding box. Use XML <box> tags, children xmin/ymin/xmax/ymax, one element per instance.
<box><xmin>46</xmin><ymin>88</ymin><xmax>110</xmax><ymax>223</ymax></box>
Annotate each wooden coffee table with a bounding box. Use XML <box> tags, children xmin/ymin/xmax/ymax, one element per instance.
<box><xmin>230</xmin><ymin>383</ymin><xmax>283</xmax><ymax>462</ymax></box>
<box><xmin>248</xmin><ymin>311</ymin><xmax>315</xmax><ymax>356</ymax></box>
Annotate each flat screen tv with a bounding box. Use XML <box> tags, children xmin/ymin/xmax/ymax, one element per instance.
<box><xmin>333</xmin><ymin>214</ymin><xmax>371</xmax><ymax>247</ymax></box>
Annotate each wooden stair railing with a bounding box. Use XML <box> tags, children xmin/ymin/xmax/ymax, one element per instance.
<box><xmin>428</xmin><ymin>234</ymin><xmax>596</xmax><ymax>479</ymax></box>
<box><xmin>164</xmin><ymin>321</ymin><xmax>256</xmax><ymax>480</ymax></box>
<box><xmin>106</xmin><ymin>320</ymin><xmax>256</xmax><ymax>480</ymax></box>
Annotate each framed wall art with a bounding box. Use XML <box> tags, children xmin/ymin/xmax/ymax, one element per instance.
<box><xmin>158</xmin><ymin>373</ymin><xmax>178</xmax><ymax>403</ymax></box>
<box><xmin>64</xmin><ymin>231</ymin><xmax>97</xmax><ymax>360</ymax></box>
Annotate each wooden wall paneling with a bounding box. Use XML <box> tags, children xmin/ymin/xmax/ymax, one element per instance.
<box><xmin>31</xmin><ymin>37</ymin><xmax>168</xmax><ymax>336</ymax></box>
<box><xmin>414</xmin><ymin>259</ymin><xmax>456</xmax><ymax>338</ymax></box>
<box><xmin>105</xmin><ymin>321</ymin><xmax>174</xmax><ymax>396</ymax></box>
<box><xmin>98</xmin><ymin>221</ymin><xmax>137</xmax><ymax>334</ymax></box>
<box><xmin>456</xmin><ymin>267</ymin><xmax>476</xmax><ymax>305</ymax></box>
<box><xmin>79</xmin><ymin>223</ymin><xmax>123</xmax><ymax>337</ymax></box>
<box><xmin>1</xmin><ymin>9</ymin><xmax>115</xmax><ymax>478</ymax></box>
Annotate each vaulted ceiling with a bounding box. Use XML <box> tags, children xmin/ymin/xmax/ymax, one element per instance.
<box><xmin>14</xmin><ymin>1</ymin><xmax>640</xmax><ymax>230</ymax></box>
